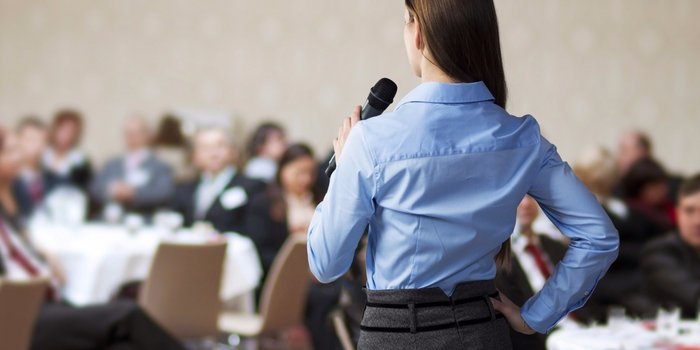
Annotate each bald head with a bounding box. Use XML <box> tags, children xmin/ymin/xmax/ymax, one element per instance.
<box><xmin>617</xmin><ymin>130</ymin><xmax>652</xmax><ymax>174</ymax></box>
<box><xmin>193</xmin><ymin>127</ymin><xmax>237</xmax><ymax>175</ymax></box>
<box><xmin>124</xmin><ymin>117</ymin><xmax>153</xmax><ymax>151</ymax></box>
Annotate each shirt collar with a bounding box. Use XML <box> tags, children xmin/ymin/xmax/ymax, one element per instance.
<box><xmin>200</xmin><ymin>165</ymin><xmax>236</xmax><ymax>186</ymax></box>
<box><xmin>395</xmin><ymin>81</ymin><xmax>495</xmax><ymax>110</ymax></box>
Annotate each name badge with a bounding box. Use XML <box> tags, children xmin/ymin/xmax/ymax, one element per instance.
<box><xmin>126</xmin><ymin>169</ymin><xmax>151</xmax><ymax>187</ymax></box>
<box><xmin>220</xmin><ymin>187</ymin><xmax>248</xmax><ymax>210</ymax></box>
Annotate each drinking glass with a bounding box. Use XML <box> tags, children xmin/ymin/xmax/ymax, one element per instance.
<box><xmin>607</xmin><ymin>306</ymin><xmax>626</xmax><ymax>330</ymax></box>
<box><xmin>656</xmin><ymin>307</ymin><xmax>681</xmax><ymax>339</ymax></box>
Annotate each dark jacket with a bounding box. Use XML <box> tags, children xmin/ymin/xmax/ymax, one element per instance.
<box><xmin>90</xmin><ymin>153</ymin><xmax>174</xmax><ymax>216</ymax></box>
<box><xmin>172</xmin><ymin>172</ymin><xmax>264</xmax><ymax>236</ymax></box>
<box><xmin>641</xmin><ymin>233</ymin><xmax>700</xmax><ymax>318</ymax></box>
<box><xmin>496</xmin><ymin>235</ymin><xmax>606</xmax><ymax>350</ymax></box>
<box><xmin>48</xmin><ymin>159</ymin><xmax>93</xmax><ymax>190</ymax></box>
<box><xmin>243</xmin><ymin>189</ymin><xmax>290</xmax><ymax>275</ymax></box>
<box><xmin>12</xmin><ymin>170</ymin><xmax>58</xmax><ymax>220</ymax></box>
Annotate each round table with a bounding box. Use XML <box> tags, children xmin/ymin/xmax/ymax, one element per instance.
<box><xmin>547</xmin><ymin>321</ymin><xmax>700</xmax><ymax>350</ymax></box>
<box><xmin>28</xmin><ymin>222</ymin><xmax>263</xmax><ymax>308</ymax></box>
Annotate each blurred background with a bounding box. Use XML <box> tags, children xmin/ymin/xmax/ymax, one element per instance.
<box><xmin>1</xmin><ymin>0</ymin><xmax>698</xmax><ymax>174</ymax></box>
<box><xmin>1</xmin><ymin>1</ymin><xmax>699</xmax><ymax>350</ymax></box>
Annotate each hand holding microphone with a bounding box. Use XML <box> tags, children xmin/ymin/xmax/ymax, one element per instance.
<box><xmin>332</xmin><ymin>105</ymin><xmax>361</xmax><ymax>166</ymax></box>
<box><xmin>325</xmin><ymin>78</ymin><xmax>398</xmax><ymax>177</ymax></box>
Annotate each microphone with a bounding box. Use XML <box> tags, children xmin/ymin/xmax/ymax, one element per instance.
<box><xmin>325</xmin><ymin>78</ymin><xmax>398</xmax><ymax>177</ymax></box>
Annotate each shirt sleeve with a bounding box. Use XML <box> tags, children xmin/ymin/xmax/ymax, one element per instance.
<box><xmin>307</xmin><ymin>123</ymin><xmax>376</xmax><ymax>283</ymax></box>
<box><xmin>522</xmin><ymin>137</ymin><xmax>620</xmax><ymax>333</ymax></box>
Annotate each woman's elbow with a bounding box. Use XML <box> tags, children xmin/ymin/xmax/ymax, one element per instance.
<box><xmin>307</xmin><ymin>244</ymin><xmax>342</xmax><ymax>284</ymax></box>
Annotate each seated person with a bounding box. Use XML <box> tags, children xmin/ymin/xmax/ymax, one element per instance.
<box><xmin>172</xmin><ymin>127</ymin><xmax>263</xmax><ymax>234</ymax></box>
<box><xmin>615</xmin><ymin>130</ymin><xmax>684</xmax><ymax>203</ymax></box>
<box><xmin>152</xmin><ymin>114</ymin><xmax>195</xmax><ymax>183</ymax></box>
<box><xmin>43</xmin><ymin>109</ymin><xmax>92</xmax><ymax>190</ymax></box>
<box><xmin>621</xmin><ymin>158</ymin><xmax>677</xmax><ymax>235</ymax></box>
<box><xmin>496</xmin><ymin>195</ymin><xmax>606</xmax><ymax>350</ymax></box>
<box><xmin>246</xmin><ymin>143</ymin><xmax>322</xmax><ymax>273</ymax></box>
<box><xmin>246</xmin><ymin>143</ymin><xmax>335</xmax><ymax>350</ymax></box>
<box><xmin>244</xmin><ymin>122</ymin><xmax>288</xmax><ymax>183</ymax></box>
<box><xmin>90</xmin><ymin>117</ymin><xmax>173</xmax><ymax>218</ymax></box>
<box><xmin>0</xmin><ymin>126</ymin><xmax>184</xmax><ymax>350</ymax></box>
<box><xmin>642</xmin><ymin>174</ymin><xmax>700</xmax><ymax>319</ymax></box>
<box><xmin>12</xmin><ymin>117</ymin><xmax>57</xmax><ymax>221</ymax></box>
<box><xmin>574</xmin><ymin>146</ymin><xmax>656</xmax><ymax>317</ymax></box>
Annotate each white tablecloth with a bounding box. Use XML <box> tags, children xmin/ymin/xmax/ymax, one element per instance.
<box><xmin>547</xmin><ymin>322</ymin><xmax>700</xmax><ymax>350</ymax></box>
<box><xmin>28</xmin><ymin>223</ymin><xmax>262</xmax><ymax>307</ymax></box>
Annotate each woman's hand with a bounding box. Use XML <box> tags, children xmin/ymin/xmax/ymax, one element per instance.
<box><xmin>491</xmin><ymin>291</ymin><xmax>536</xmax><ymax>335</ymax></box>
<box><xmin>333</xmin><ymin>106</ymin><xmax>362</xmax><ymax>165</ymax></box>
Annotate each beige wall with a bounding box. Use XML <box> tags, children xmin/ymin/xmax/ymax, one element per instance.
<box><xmin>1</xmin><ymin>0</ymin><xmax>698</xmax><ymax>174</ymax></box>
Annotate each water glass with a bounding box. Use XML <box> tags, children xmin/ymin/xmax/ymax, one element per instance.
<box><xmin>656</xmin><ymin>307</ymin><xmax>681</xmax><ymax>339</ymax></box>
<box><xmin>607</xmin><ymin>306</ymin><xmax>626</xmax><ymax>329</ymax></box>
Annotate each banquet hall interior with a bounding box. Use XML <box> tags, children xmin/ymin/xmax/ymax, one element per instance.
<box><xmin>0</xmin><ymin>0</ymin><xmax>699</xmax><ymax>349</ymax></box>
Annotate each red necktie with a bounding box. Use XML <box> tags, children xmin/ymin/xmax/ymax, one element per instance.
<box><xmin>525</xmin><ymin>242</ymin><xmax>552</xmax><ymax>279</ymax></box>
<box><xmin>0</xmin><ymin>218</ymin><xmax>40</xmax><ymax>277</ymax></box>
<box><xmin>29</xmin><ymin>178</ymin><xmax>44</xmax><ymax>204</ymax></box>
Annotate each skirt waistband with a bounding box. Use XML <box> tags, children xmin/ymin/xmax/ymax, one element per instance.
<box><xmin>364</xmin><ymin>280</ymin><xmax>497</xmax><ymax>304</ymax></box>
<box><xmin>360</xmin><ymin>280</ymin><xmax>502</xmax><ymax>334</ymax></box>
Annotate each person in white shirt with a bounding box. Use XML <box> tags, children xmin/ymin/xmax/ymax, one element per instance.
<box><xmin>172</xmin><ymin>127</ymin><xmax>263</xmax><ymax>235</ymax></box>
<box><xmin>43</xmin><ymin>109</ymin><xmax>92</xmax><ymax>189</ymax></box>
<box><xmin>496</xmin><ymin>195</ymin><xmax>606</xmax><ymax>350</ymax></box>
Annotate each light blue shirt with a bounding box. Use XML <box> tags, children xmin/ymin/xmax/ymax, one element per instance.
<box><xmin>307</xmin><ymin>81</ymin><xmax>619</xmax><ymax>333</ymax></box>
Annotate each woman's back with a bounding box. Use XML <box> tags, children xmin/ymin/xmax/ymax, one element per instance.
<box><xmin>308</xmin><ymin>81</ymin><xmax>618</xmax><ymax>334</ymax></box>
<box><xmin>348</xmin><ymin>82</ymin><xmax>543</xmax><ymax>293</ymax></box>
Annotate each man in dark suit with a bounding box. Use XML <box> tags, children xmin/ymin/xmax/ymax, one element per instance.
<box><xmin>12</xmin><ymin>117</ymin><xmax>57</xmax><ymax>220</ymax></box>
<box><xmin>172</xmin><ymin>127</ymin><xmax>263</xmax><ymax>235</ymax></box>
<box><xmin>642</xmin><ymin>174</ymin><xmax>700</xmax><ymax>319</ymax></box>
<box><xmin>496</xmin><ymin>196</ymin><xmax>606</xmax><ymax>350</ymax></box>
<box><xmin>90</xmin><ymin>117</ymin><xmax>174</xmax><ymax>218</ymax></box>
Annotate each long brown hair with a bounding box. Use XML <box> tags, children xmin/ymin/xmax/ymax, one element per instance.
<box><xmin>406</xmin><ymin>0</ymin><xmax>511</xmax><ymax>268</ymax></box>
<box><xmin>405</xmin><ymin>0</ymin><xmax>508</xmax><ymax>108</ymax></box>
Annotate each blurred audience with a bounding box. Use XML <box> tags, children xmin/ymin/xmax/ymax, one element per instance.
<box><xmin>6</xmin><ymin>106</ymin><xmax>700</xmax><ymax>348</ymax></box>
<box><xmin>615</xmin><ymin>130</ymin><xmax>684</xmax><ymax>203</ymax></box>
<box><xmin>43</xmin><ymin>109</ymin><xmax>92</xmax><ymax>190</ymax></box>
<box><xmin>246</xmin><ymin>143</ymin><xmax>321</xmax><ymax>273</ymax></box>
<box><xmin>90</xmin><ymin>117</ymin><xmax>173</xmax><ymax>218</ymax></box>
<box><xmin>12</xmin><ymin>117</ymin><xmax>57</xmax><ymax>221</ymax></box>
<box><xmin>574</xmin><ymin>146</ymin><xmax>657</xmax><ymax>317</ymax></box>
<box><xmin>616</xmin><ymin>130</ymin><xmax>652</xmax><ymax>176</ymax></box>
<box><xmin>0</xmin><ymin>125</ymin><xmax>185</xmax><ymax>350</ymax></box>
<box><xmin>278</xmin><ymin>144</ymin><xmax>322</xmax><ymax>236</ymax></box>
<box><xmin>244</xmin><ymin>122</ymin><xmax>288</xmax><ymax>183</ymax></box>
<box><xmin>622</xmin><ymin>158</ymin><xmax>677</xmax><ymax>234</ymax></box>
<box><xmin>172</xmin><ymin>127</ymin><xmax>263</xmax><ymax>234</ymax></box>
<box><xmin>153</xmin><ymin>114</ymin><xmax>195</xmax><ymax>183</ymax></box>
<box><xmin>642</xmin><ymin>174</ymin><xmax>700</xmax><ymax>319</ymax></box>
<box><xmin>497</xmin><ymin>195</ymin><xmax>605</xmax><ymax>350</ymax></box>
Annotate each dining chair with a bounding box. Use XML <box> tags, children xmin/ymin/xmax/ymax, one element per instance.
<box><xmin>139</xmin><ymin>241</ymin><xmax>227</xmax><ymax>341</ymax></box>
<box><xmin>218</xmin><ymin>235</ymin><xmax>309</xmax><ymax>339</ymax></box>
<box><xmin>330</xmin><ymin>309</ymin><xmax>355</xmax><ymax>350</ymax></box>
<box><xmin>0</xmin><ymin>278</ymin><xmax>50</xmax><ymax>350</ymax></box>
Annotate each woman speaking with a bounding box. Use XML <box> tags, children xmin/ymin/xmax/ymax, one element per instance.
<box><xmin>307</xmin><ymin>0</ymin><xmax>619</xmax><ymax>349</ymax></box>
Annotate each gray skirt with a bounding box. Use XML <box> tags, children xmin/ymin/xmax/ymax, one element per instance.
<box><xmin>358</xmin><ymin>280</ymin><xmax>512</xmax><ymax>350</ymax></box>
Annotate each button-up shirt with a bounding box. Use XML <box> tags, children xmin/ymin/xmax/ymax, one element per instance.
<box><xmin>307</xmin><ymin>81</ymin><xmax>619</xmax><ymax>333</ymax></box>
<box><xmin>194</xmin><ymin>166</ymin><xmax>236</xmax><ymax>219</ymax></box>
